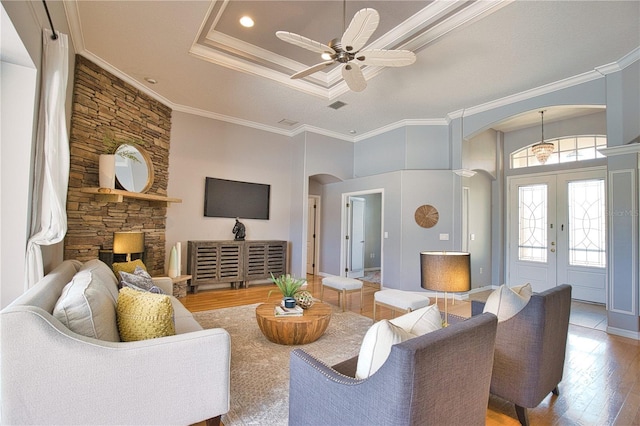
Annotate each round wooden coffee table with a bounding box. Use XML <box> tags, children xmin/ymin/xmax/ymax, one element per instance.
<box><xmin>255</xmin><ymin>302</ymin><xmax>332</xmax><ymax>345</ymax></box>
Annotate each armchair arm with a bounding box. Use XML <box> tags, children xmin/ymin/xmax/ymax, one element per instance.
<box><xmin>1</xmin><ymin>307</ymin><xmax>230</xmax><ymax>425</ymax></box>
<box><xmin>152</xmin><ymin>276</ymin><xmax>173</xmax><ymax>295</ymax></box>
<box><xmin>471</xmin><ymin>299</ymin><xmax>486</xmax><ymax>316</ymax></box>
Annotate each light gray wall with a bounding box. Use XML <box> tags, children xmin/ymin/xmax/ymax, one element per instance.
<box><xmin>463</xmin><ymin>129</ymin><xmax>498</xmax><ymax>178</ymax></box>
<box><xmin>167</xmin><ymin>112</ymin><xmax>295</xmax><ymax>275</ymax></box>
<box><xmin>288</xmin><ymin>133</ymin><xmax>306</xmax><ymax>277</ymax></box>
<box><xmin>604</xmin><ymin>60</ymin><xmax>639</xmax><ymax>335</ymax></box>
<box><xmin>354</xmin><ymin>128</ymin><xmax>406</xmax><ymax>177</ymax></box>
<box><xmin>320</xmin><ymin>170</ymin><xmax>455</xmax><ymax>291</ymax></box>
<box><xmin>354</xmin><ymin>125</ymin><xmax>450</xmax><ymax>178</ymax></box>
<box><xmin>466</xmin><ymin>171</ymin><xmax>493</xmax><ymax>288</ymax></box>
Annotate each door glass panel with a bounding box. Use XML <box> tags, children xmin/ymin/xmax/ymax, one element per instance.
<box><xmin>518</xmin><ymin>184</ymin><xmax>548</xmax><ymax>262</ymax></box>
<box><xmin>568</xmin><ymin>179</ymin><xmax>606</xmax><ymax>267</ymax></box>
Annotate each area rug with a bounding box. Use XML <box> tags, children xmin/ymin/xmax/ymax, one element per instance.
<box><xmin>193</xmin><ymin>303</ymin><xmax>373</xmax><ymax>426</ymax></box>
<box><xmin>361</xmin><ymin>269</ymin><xmax>381</xmax><ymax>284</ymax></box>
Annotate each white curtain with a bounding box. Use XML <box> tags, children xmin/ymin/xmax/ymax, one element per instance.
<box><xmin>24</xmin><ymin>29</ymin><xmax>70</xmax><ymax>288</ymax></box>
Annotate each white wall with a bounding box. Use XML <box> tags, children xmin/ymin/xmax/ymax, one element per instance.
<box><xmin>1</xmin><ymin>30</ymin><xmax>37</xmax><ymax>307</ymax></box>
<box><xmin>1</xmin><ymin>0</ymin><xmax>75</xmax><ymax>307</ymax></box>
<box><xmin>166</xmin><ymin>112</ymin><xmax>295</xmax><ymax>275</ymax></box>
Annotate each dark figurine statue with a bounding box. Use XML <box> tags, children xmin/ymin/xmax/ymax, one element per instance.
<box><xmin>233</xmin><ymin>218</ymin><xmax>246</xmax><ymax>241</ymax></box>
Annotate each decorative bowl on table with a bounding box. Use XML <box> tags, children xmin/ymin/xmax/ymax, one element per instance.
<box><xmin>295</xmin><ymin>290</ymin><xmax>315</xmax><ymax>309</ymax></box>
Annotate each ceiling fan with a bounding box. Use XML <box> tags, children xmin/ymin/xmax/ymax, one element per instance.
<box><xmin>276</xmin><ymin>7</ymin><xmax>416</xmax><ymax>92</ymax></box>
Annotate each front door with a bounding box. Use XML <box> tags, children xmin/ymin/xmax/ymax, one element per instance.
<box><xmin>508</xmin><ymin>169</ymin><xmax>606</xmax><ymax>303</ymax></box>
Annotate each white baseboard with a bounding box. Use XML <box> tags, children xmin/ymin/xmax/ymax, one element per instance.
<box><xmin>606</xmin><ymin>326</ymin><xmax>640</xmax><ymax>341</ymax></box>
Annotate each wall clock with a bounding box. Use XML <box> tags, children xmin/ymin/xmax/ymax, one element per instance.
<box><xmin>414</xmin><ymin>204</ymin><xmax>439</xmax><ymax>228</ymax></box>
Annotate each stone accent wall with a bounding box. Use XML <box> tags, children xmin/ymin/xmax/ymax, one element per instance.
<box><xmin>65</xmin><ymin>55</ymin><xmax>172</xmax><ymax>276</ymax></box>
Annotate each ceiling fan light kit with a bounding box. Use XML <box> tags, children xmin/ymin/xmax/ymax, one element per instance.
<box><xmin>276</xmin><ymin>8</ymin><xmax>416</xmax><ymax>92</ymax></box>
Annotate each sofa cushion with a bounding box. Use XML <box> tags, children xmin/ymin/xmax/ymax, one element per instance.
<box><xmin>390</xmin><ymin>304</ymin><xmax>442</xmax><ymax>335</ymax></box>
<box><xmin>116</xmin><ymin>287</ymin><xmax>175</xmax><ymax>342</ymax></box>
<box><xmin>355</xmin><ymin>319</ymin><xmax>416</xmax><ymax>379</ymax></box>
<box><xmin>52</xmin><ymin>259</ymin><xmax>120</xmax><ymax>342</ymax></box>
<box><xmin>112</xmin><ymin>259</ymin><xmax>147</xmax><ymax>277</ymax></box>
<box><xmin>483</xmin><ymin>283</ymin><xmax>532</xmax><ymax>322</ymax></box>
<box><xmin>119</xmin><ymin>266</ymin><xmax>164</xmax><ymax>294</ymax></box>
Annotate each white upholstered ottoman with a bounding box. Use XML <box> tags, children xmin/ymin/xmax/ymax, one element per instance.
<box><xmin>373</xmin><ymin>289</ymin><xmax>430</xmax><ymax>320</ymax></box>
<box><xmin>321</xmin><ymin>276</ymin><xmax>363</xmax><ymax>312</ymax></box>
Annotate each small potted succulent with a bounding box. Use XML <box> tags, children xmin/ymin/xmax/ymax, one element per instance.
<box><xmin>269</xmin><ymin>273</ymin><xmax>314</xmax><ymax>309</ymax></box>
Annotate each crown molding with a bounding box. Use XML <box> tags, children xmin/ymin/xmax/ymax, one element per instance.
<box><xmin>453</xmin><ymin>169</ymin><xmax>477</xmax><ymax>178</ymax></box>
<box><xmin>598</xmin><ymin>143</ymin><xmax>640</xmax><ymax>157</ymax></box>
<box><xmin>172</xmin><ymin>104</ymin><xmax>295</xmax><ymax>137</ymax></box>
<box><xmin>63</xmin><ymin>0</ymin><xmax>85</xmax><ymax>53</ymax></box>
<box><xmin>291</xmin><ymin>125</ymin><xmax>354</xmax><ymax>142</ymax></box>
<box><xmin>353</xmin><ymin>118</ymin><xmax>448</xmax><ymax>142</ymax></box>
<box><xmin>463</xmin><ymin>69</ymin><xmax>604</xmax><ymax>118</ymax></box>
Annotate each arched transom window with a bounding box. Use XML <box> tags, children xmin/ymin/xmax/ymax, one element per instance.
<box><xmin>511</xmin><ymin>135</ymin><xmax>607</xmax><ymax>169</ymax></box>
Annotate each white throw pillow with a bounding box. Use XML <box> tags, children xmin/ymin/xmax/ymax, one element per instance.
<box><xmin>511</xmin><ymin>282</ymin><xmax>533</xmax><ymax>299</ymax></box>
<box><xmin>355</xmin><ymin>320</ymin><xmax>416</xmax><ymax>379</ymax></box>
<box><xmin>53</xmin><ymin>260</ymin><xmax>121</xmax><ymax>342</ymax></box>
<box><xmin>483</xmin><ymin>283</ymin><xmax>532</xmax><ymax>322</ymax></box>
<box><xmin>390</xmin><ymin>304</ymin><xmax>442</xmax><ymax>336</ymax></box>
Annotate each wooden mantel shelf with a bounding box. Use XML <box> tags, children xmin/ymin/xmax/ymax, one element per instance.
<box><xmin>80</xmin><ymin>187</ymin><xmax>182</xmax><ymax>205</ymax></box>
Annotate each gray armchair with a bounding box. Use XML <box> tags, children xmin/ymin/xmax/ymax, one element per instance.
<box><xmin>288</xmin><ymin>313</ymin><xmax>498</xmax><ymax>426</ymax></box>
<box><xmin>471</xmin><ymin>284</ymin><xmax>572</xmax><ymax>426</ymax></box>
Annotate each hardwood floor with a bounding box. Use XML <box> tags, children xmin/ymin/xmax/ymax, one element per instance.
<box><xmin>183</xmin><ymin>275</ymin><xmax>640</xmax><ymax>426</ymax></box>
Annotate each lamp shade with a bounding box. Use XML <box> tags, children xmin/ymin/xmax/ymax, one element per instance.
<box><xmin>113</xmin><ymin>231</ymin><xmax>145</xmax><ymax>254</ymax></box>
<box><xmin>420</xmin><ymin>251</ymin><xmax>471</xmax><ymax>293</ymax></box>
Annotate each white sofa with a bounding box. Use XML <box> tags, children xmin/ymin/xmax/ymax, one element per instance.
<box><xmin>0</xmin><ymin>259</ymin><xmax>230</xmax><ymax>425</ymax></box>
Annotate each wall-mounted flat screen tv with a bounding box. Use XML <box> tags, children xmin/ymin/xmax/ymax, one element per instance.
<box><xmin>204</xmin><ymin>177</ymin><xmax>270</xmax><ymax>220</ymax></box>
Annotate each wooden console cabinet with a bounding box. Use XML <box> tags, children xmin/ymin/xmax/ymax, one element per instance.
<box><xmin>187</xmin><ymin>240</ymin><xmax>287</xmax><ymax>292</ymax></box>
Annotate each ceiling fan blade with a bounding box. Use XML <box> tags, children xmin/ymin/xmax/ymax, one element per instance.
<box><xmin>291</xmin><ymin>61</ymin><xmax>335</xmax><ymax>79</ymax></box>
<box><xmin>342</xmin><ymin>63</ymin><xmax>367</xmax><ymax>92</ymax></box>
<box><xmin>341</xmin><ymin>8</ymin><xmax>380</xmax><ymax>53</ymax></box>
<box><xmin>276</xmin><ymin>31</ymin><xmax>335</xmax><ymax>55</ymax></box>
<box><xmin>356</xmin><ymin>49</ymin><xmax>416</xmax><ymax>67</ymax></box>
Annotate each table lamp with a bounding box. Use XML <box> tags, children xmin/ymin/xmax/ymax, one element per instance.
<box><xmin>420</xmin><ymin>251</ymin><xmax>470</xmax><ymax>326</ymax></box>
<box><xmin>113</xmin><ymin>231</ymin><xmax>145</xmax><ymax>261</ymax></box>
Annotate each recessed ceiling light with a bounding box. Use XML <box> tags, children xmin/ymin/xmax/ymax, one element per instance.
<box><xmin>349</xmin><ymin>130</ymin><xmax>357</xmax><ymax>134</ymax></box>
<box><xmin>144</xmin><ymin>77</ymin><xmax>157</xmax><ymax>84</ymax></box>
<box><xmin>240</xmin><ymin>16</ymin><xmax>254</xmax><ymax>28</ymax></box>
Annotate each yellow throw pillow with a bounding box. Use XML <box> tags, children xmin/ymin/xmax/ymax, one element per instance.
<box><xmin>112</xmin><ymin>259</ymin><xmax>147</xmax><ymax>277</ymax></box>
<box><xmin>116</xmin><ymin>287</ymin><xmax>175</xmax><ymax>342</ymax></box>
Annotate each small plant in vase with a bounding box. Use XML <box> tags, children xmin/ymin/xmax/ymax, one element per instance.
<box><xmin>98</xmin><ymin>130</ymin><xmax>142</xmax><ymax>189</ymax></box>
<box><xmin>269</xmin><ymin>273</ymin><xmax>314</xmax><ymax>309</ymax></box>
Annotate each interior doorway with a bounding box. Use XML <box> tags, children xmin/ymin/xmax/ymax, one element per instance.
<box><xmin>306</xmin><ymin>195</ymin><xmax>320</xmax><ymax>275</ymax></box>
<box><xmin>341</xmin><ymin>190</ymin><xmax>383</xmax><ymax>283</ymax></box>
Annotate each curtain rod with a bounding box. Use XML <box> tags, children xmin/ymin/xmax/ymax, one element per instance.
<box><xmin>42</xmin><ymin>0</ymin><xmax>58</xmax><ymax>40</ymax></box>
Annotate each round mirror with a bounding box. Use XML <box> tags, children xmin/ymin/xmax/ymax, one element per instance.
<box><xmin>114</xmin><ymin>144</ymin><xmax>154</xmax><ymax>193</ymax></box>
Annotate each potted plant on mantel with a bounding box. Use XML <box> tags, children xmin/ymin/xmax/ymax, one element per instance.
<box><xmin>98</xmin><ymin>130</ymin><xmax>141</xmax><ymax>189</ymax></box>
<box><xmin>269</xmin><ymin>273</ymin><xmax>314</xmax><ymax>309</ymax></box>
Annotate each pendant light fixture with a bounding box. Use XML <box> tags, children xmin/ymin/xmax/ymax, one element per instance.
<box><xmin>531</xmin><ymin>110</ymin><xmax>554</xmax><ymax>164</ymax></box>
